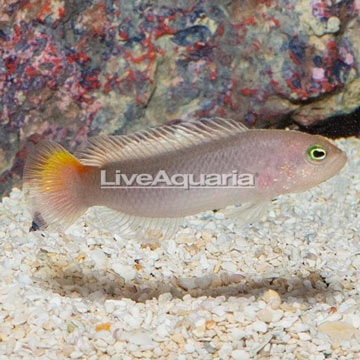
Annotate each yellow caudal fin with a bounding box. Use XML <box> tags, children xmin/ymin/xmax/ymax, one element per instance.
<box><xmin>23</xmin><ymin>140</ymin><xmax>90</xmax><ymax>232</ymax></box>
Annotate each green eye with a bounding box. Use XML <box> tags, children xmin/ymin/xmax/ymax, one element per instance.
<box><xmin>307</xmin><ymin>145</ymin><xmax>327</xmax><ymax>162</ymax></box>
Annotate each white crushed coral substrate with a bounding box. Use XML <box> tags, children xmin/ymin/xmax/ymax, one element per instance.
<box><xmin>0</xmin><ymin>138</ymin><xmax>359</xmax><ymax>360</ymax></box>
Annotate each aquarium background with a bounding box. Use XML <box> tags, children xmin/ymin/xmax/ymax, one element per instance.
<box><xmin>0</xmin><ymin>1</ymin><xmax>360</xmax><ymax>359</ymax></box>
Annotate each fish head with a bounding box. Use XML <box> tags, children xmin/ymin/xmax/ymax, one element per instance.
<box><xmin>269</xmin><ymin>132</ymin><xmax>347</xmax><ymax>195</ymax></box>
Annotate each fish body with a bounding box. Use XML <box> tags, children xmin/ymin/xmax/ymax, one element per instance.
<box><xmin>23</xmin><ymin>118</ymin><xmax>347</xmax><ymax>238</ymax></box>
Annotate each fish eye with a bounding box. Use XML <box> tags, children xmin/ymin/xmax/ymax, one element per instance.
<box><xmin>307</xmin><ymin>145</ymin><xmax>327</xmax><ymax>162</ymax></box>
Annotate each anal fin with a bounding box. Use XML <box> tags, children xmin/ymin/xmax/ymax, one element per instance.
<box><xmin>91</xmin><ymin>206</ymin><xmax>183</xmax><ymax>240</ymax></box>
<box><xmin>221</xmin><ymin>201</ymin><xmax>271</xmax><ymax>225</ymax></box>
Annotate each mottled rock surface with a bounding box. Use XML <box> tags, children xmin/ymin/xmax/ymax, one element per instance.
<box><xmin>0</xmin><ymin>0</ymin><xmax>359</xmax><ymax>195</ymax></box>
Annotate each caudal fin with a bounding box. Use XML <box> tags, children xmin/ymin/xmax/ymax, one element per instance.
<box><xmin>23</xmin><ymin>140</ymin><xmax>90</xmax><ymax>231</ymax></box>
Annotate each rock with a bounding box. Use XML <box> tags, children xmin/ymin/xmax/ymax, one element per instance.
<box><xmin>231</xmin><ymin>349</ymin><xmax>250</xmax><ymax>360</ymax></box>
<box><xmin>212</xmin><ymin>305</ymin><xmax>227</xmax><ymax>317</ymax></box>
<box><xmin>70</xmin><ymin>351</ymin><xmax>83</xmax><ymax>359</ymax></box>
<box><xmin>171</xmin><ymin>333</ymin><xmax>185</xmax><ymax>344</ymax></box>
<box><xmin>219</xmin><ymin>343</ymin><xmax>233</xmax><ymax>357</ymax></box>
<box><xmin>157</xmin><ymin>323</ymin><xmax>170</xmax><ymax>338</ymax></box>
<box><xmin>279</xmin><ymin>317</ymin><xmax>298</xmax><ymax>329</ymax></box>
<box><xmin>72</xmin><ymin>301</ymin><xmax>89</xmax><ymax>314</ymax></box>
<box><xmin>327</xmin><ymin>17</ymin><xmax>341</xmax><ymax>33</ymax></box>
<box><xmin>231</xmin><ymin>328</ymin><xmax>246</xmax><ymax>341</ymax></box>
<box><xmin>90</xmin><ymin>250</ymin><xmax>107</xmax><ymax>266</ymax></box>
<box><xmin>128</xmin><ymin>331</ymin><xmax>153</xmax><ymax>346</ymax></box>
<box><xmin>112</xmin><ymin>263</ymin><xmax>136</xmax><ymax>282</ymax></box>
<box><xmin>95</xmin><ymin>323</ymin><xmax>111</xmax><ymax>332</ymax></box>
<box><xmin>205</xmin><ymin>320</ymin><xmax>216</xmax><ymax>330</ymax></box>
<box><xmin>1</xmin><ymin>0</ymin><xmax>360</xmax><ymax>196</ymax></box>
<box><xmin>253</xmin><ymin>321</ymin><xmax>267</xmax><ymax>333</ymax></box>
<box><xmin>257</xmin><ymin>308</ymin><xmax>273</xmax><ymax>323</ymax></box>
<box><xmin>318</xmin><ymin>321</ymin><xmax>360</xmax><ymax>341</ymax></box>
<box><xmin>262</xmin><ymin>289</ymin><xmax>282</xmax><ymax>310</ymax></box>
<box><xmin>257</xmin><ymin>307</ymin><xmax>283</xmax><ymax>323</ymax></box>
<box><xmin>17</xmin><ymin>273</ymin><xmax>33</xmax><ymax>286</ymax></box>
<box><xmin>116</xmin><ymin>330</ymin><xmax>153</xmax><ymax>346</ymax></box>
<box><xmin>221</xmin><ymin>261</ymin><xmax>237</xmax><ymax>273</ymax></box>
<box><xmin>184</xmin><ymin>342</ymin><xmax>195</xmax><ymax>353</ymax></box>
<box><xmin>298</xmin><ymin>332</ymin><xmax>312</xmax><ymax>341</ymax></box>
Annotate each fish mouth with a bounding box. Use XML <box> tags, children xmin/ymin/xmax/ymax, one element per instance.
<box><xmin>330</xmin><ymin>148</ymin><xmax>347</xmax><ymax>175</ymax></box>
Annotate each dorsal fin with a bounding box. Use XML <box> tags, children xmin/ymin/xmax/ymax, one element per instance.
<box><xmin>77</xmin><ymin>118</ymin><xmax>249</xmax><ymax>167</ymax></box>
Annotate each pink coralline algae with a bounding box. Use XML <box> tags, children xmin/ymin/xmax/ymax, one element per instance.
<box><xmin>312</xmin><ymin>68</ymin><xmax>325</xmax><ymax>81</ymax></box>
<box><xmin>0</xmin><ymin>0</ymin><xmax>359</xmax><ymax>195</ymax></box>
<box><xmin>311</xmin><ymin>0</ymin><xmax>333</xmax><ymax>21</ymax></box>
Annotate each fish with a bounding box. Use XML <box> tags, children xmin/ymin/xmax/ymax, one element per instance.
<box><xmin>23</xmin><ymin>118</ymin><xmax>347</xmax><ymax>239</ymax></box>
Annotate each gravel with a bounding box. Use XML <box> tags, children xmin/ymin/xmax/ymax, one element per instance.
<box><xmin>0</xmin><ymin>138</ymin><xmax>359</xmax><ymax>359</ymax></box>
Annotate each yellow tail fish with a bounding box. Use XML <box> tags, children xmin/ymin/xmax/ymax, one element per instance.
<box><xmin>23</xmin><ymin>118</ymin><xmax>347</xmax><ymax>239</ymax></box>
